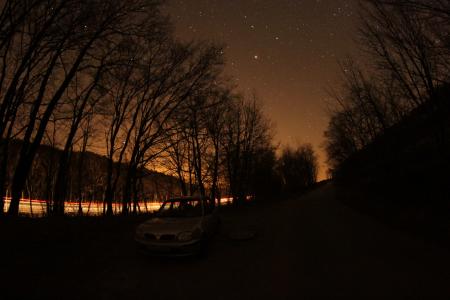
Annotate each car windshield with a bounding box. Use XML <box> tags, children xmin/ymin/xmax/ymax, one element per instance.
<box><xmin>156</xmin><ymin>198</ymin><xmax>204</xmax><ymax>218</ymax></box>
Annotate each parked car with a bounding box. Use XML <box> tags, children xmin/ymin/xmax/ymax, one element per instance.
<box><xmin>135</xmin><ymin>196</ymin><xmax>220</xmax><ymax>256</ymax></box>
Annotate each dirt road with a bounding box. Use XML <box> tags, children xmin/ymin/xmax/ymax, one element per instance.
<box><xmin>2</xmin><ymin>183</ymin><xmax>450</xmax><ymax>299</ymax></box>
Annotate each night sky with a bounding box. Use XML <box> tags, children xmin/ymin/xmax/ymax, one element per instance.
<box><xmin>166</xmin><ymin>0</ymin><xmax>359</xmax><ymax>179</ymax></box>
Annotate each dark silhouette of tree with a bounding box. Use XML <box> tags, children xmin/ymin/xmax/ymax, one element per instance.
<box><xmin>0</xmin><ymin>0</ymin><xmax>279</xmax><ymax>216</ymax></box>
<box><xmin>222</xmin><ymin>94</ymin><xmax>274</xmax><ymax>204</ymax></box>
<box><xmin>161</xmin><ymin>89</ymin><xmax>276</xmax><ymax>205</ymax></box>
<box><xmin>325</xmin><ymin>0</ymin><xmax>450</xmax><ymax>173</ymax></box>
<box><xmin>52</xmin><ymin>56</ymin><xmax>107</xmax><ymax>215</ymax></box>
<box><xmin>277</xmin><ymin>144</ymin><xmax>318</xmax><ymax>194</ymax></box>
<box><xmin>75</xmin><ymin>111</ymin><xmax>94</xmax><ymax>216</ymax></box>
<box><xmin>119</xmin><ymin>43</ymin><xmax>225</xmax><ymax>215</ymax></box>
<box><xmin>2</xmin><ymin>0</ymin><xmax>168</xmax><ymax>216</ymax></box>
<box><xmin>159</xmin><ymin>78</ymin><xmax>233</xmax><ymax>201</ymax></box>
<box><xmin>100</xmin><ymin>12</ymin><xmax>176</xmax><ymax>216</ymax></box>
<box><xmin>204</xmin><ymin>88</ymin><xmax>233</xmax><ymax>202</ymax></box>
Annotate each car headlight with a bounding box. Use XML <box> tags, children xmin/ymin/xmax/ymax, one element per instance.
<box><xmin>177</xmin><ymin>231</ymin><xmax>193</xmax><ymax>242</ymax></box>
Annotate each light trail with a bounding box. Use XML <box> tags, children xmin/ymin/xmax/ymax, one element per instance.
<box><xmin>2</xmin><ymin>197</ymin><xmax>236</xmax><ymax>217</ymax></box>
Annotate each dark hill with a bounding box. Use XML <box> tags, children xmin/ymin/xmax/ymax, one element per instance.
<box><xmin>335</xmin><ymin>87</ymin><xmax>450</xmax><ymax>241</ymax></box>
<box><xmin>5</xmin><ymin>140</ymin><xmax>181</xmax><ymax>203</ymax></box>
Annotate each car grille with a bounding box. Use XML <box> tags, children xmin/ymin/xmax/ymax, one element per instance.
<box><xmin>159</xmin><ymin>234</ymin><xmax>176</xmax><ymax>241</ymax></box>
<box><xmin>144</xmin><ymin>233</ymin><xmax>156</xmax><ymax>240</ymax></box>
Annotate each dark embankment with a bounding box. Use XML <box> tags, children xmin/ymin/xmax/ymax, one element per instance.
<box><xmin>335</xmin><ymin>92</ymin><xmax>450</xmax><ymax>243</ymax></box>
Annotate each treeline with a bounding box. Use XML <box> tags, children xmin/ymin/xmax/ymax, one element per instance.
<box><xmin>325</xmin><ymin>0</ymin><xmax>450</xmax><ymax>173</ymax></box>
<box><xmin>277</xmin><ymin>144</ymin><xmax>318</xmax><ymax>195</ymax></box>
<box><xmin>0</xmin><ymin>0</ymin><xmax>319</xmax><ymax>217</ymax></box>
<box><xmin>324</xmin><ymin>0</ymin><xmax>450</xmax><ymax>232</ymax></box>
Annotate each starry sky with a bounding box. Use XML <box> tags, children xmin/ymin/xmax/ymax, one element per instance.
<box><xmin>166</xmin><ymin>0</ymin><xmax>359</xmax><ymax>180</ymax></box>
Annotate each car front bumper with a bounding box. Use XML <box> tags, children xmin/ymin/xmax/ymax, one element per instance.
<box><xmin>135</xmin><ymin>238</ymin><xmax>203</xmax><ymax>257</ymax></box>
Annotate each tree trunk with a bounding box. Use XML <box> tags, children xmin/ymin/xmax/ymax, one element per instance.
<box><xmin>104</xmin><ymin>158</ymin><xmax>115</xmax><ymax>216</ymax></box>
<box><xmin>210</xmin><ymin>142</ymin><xmax>220</xmax><ymax>206</ymax></box>
<box><xmin>0</xmin><ymin>139</ymin><xmax>10</xmax><ymax>217</ymax></box>
<box><xmin>8</xmin><ymin>151</ymin><xmax>33</xmax><ymax>215</ymax></box>
<box><xmin>122</xmin><ymin>166</ymin><xmax>136</xmax><ymax>215</ymax></box>
<box><xmin>53</xmin><ymin>149</ymin><xmax>72</xmax><ymax>216</ymax></box>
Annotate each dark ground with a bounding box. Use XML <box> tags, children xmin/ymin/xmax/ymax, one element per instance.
<box><xmin>1</xmin><ymin>183</ymin><xmax>450</xmax><ymax>299</ymax></box>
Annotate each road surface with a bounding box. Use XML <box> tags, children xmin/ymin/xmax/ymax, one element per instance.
<box><xmin>1</xmin><ymin>183</ymin><xmax>450</xmax><ymax>299</ymax></box>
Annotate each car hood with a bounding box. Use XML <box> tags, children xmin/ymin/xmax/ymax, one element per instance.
<box><xmin>138</xmin><ymin>217</ymin><xmax>202</xmax><ymax>234</ymax></box>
